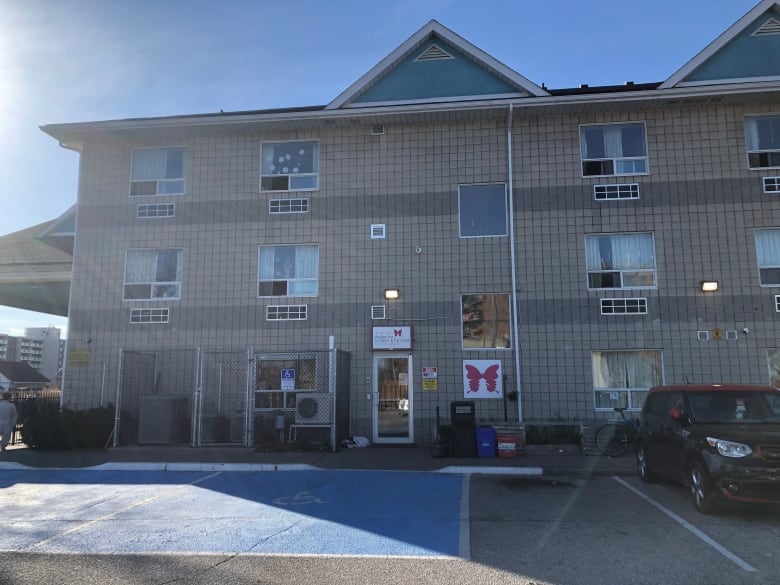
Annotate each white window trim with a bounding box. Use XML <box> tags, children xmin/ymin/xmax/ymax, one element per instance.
<box><xmin>591</xmin><ymin>349</ymin><xmax>662</xmax><ymax>412</ymax></box>
<box><xmin>745</xmin><ymin>114</ymin><xmax>780</xmax><ymax>170</ymax></box>
<box><xmin>123</xmin><ymin>248</ymin><xmax>183</xmax><ymax>301</ymax></box>
<box><xmin>257</xmin><ymin>244</ymin><xmax>319</xmax><ymax>298</ymax></box>
<box><xmin>763</xmin><ymin>176</ymin><xmax>780</xmax><ymax>193</ymax></box>
<box><xmin>260</xmin><ymin>139</ymin><xmax>319</xmax><ymax>193</ymax></box>
<box><xmin>755</xmin><ymin>228</ymin><xmax>780</xmax><ymax>287</ymax></box>
<box><xmin>585</xmin><ymin>232</ymin><xmax>657</xmax><ymax>291</ymax></box>
<box><xmin>129</xmin><ymin>146</ymin><xmax>186</xmax><ymax>197</ymax></box>
<box><xmin>579</xmin><ymin>122</ymin><xmax>650</xmax><ymax>178</ymax></box>
<box><xmin>593</xmin><ymin>183</ymin><xmax>640</xmax><ymax>201</ymax></box>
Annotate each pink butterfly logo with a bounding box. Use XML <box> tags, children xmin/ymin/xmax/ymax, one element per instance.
<box><xmin>465</xmin><ymin>364</ymin><xmax>500</xmax><ymax>392</ymax></box>
<box><xmin>394</xmin><ymin>329</ymin><xmax>402</xmax><ymax>336</ymax></box>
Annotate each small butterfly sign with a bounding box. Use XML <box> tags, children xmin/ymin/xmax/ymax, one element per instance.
<box><xmin>462</xmin><ymin>360</ymin><xmax>502</xmax><ymax>398</ymax></box>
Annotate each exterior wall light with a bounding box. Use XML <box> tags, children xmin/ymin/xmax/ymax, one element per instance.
<box><xmin>384</xmin><ymin>288</ymin><xmax>400</xmax><ymax>300</ymax></box>
<box><xmin>700</xmin><ymin>280</ymin><xmax>719</xmax><ymax>292</ymax></box>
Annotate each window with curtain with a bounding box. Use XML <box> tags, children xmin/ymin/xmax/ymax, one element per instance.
<box><xmin>585</xmin><ymin>233</ymin><xmax>656</xmax><ymax>289</ymax></box>
<box><xmin>258</xmin><ymin>245</ymin><xmax>319</xmax><ymax>297</ymax></box>
<box><xmin>458</xmin><ymin>184</ymin><xmax>508</xmax><ymax>237</ymax></box>
<box><xmin>261</xmin><ymin>141</ymin><xmax>319</xmax><ymax>191</ymax></box>
<box><xmin>592</xmin><ymin>350</ymin><xmax>662</xmax><ymax>411</ymax></box>
<box><xmin>462</xmin><ymin>293</ymin><xmax>511</xmax><ymax>349</ymax></box>
<box><xmin>745</xmin><ymin>115</ymin><xmax>780</xmax><ymax>169</ymax></box>
<box><xmin>124</xmin><ymin>249</ymin><xmax>182</xmax><ymax>300</ymax></box>
<box><xmin>580</xmin><ymin>123</ymin><xmax>648</xmax><ymax>177</ymax></box>
<box><xmin>130</xmin><ymin>148</ymin><xmax>185</xmax><ymax>196</ymax></box>
<box><xmin>755</xmin><ymin>229</ymin><xmax>780</xmax><ymax>285</ymax></box>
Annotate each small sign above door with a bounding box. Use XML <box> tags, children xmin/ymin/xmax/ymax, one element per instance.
<box><xmin>372</xmin><ymin>326</ymin><xmax>412</xmax><ymax>350</ymax></box>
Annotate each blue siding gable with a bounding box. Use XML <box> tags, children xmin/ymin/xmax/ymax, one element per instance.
<box><xmin>684</xmin><ymin>9</ymin><xmax>780</xmax><ymax>82</ymax></box>
<box><xmin>353</xmin><ymin>38</ymin><xmax>522</xmax><ymax>104</ymax></box>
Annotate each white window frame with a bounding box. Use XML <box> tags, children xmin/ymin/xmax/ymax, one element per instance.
<box><xmin>260</xmin><ymin>140</ymin><xmax>319</xmax><ymax>192</ymax></box>
<box><xmin>745</xmin><ymin>114</ymin><xmax>780</xmax><ymax>170</ymax></box>
<box><xmin>257</xmin><ymin>244</ymin><xmax>319</xmax><ymax>298</ymax></box>
<box><xmin>755</xmin><ymin>228</ymin><xmax>780</xmax><ymax>286</ymax></box>
<box><xmin>123</xmin><ymin>249</ymin><xmax>183</xmax><ymax>301</ymax></box>
<box><xmin>580</xmin><ymin>122</ymin><xmax>649</xmax><ymax>178</ymax></box>
<box><xmin>130</xmin><ymin>147</ymin><xmax>185</xmax><ymax>196</ymax></box>
<box><xmin>585</xmin><ymin>233</ymin><xmax>656</xmax><ymax>290</ymax></box>
<box><xmin>593</xmin><ymin>183</ymin><xmax>640</xmax><ymax>201</ymax></box>
<box><xmin>592</xmin><ymin>350</ymin><xmax>662</xmax><ymax>412</ymax></box>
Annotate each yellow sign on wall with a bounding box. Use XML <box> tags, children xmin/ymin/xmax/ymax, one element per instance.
<box><xmin>422</xmin><ymin>367</ymin><xmax>438</xmax><ymax>391</ymax></box>
<box><xmin>68</xmin><ymin>349</ymin><xmax>91</xmax><ymax>367</ymax></box>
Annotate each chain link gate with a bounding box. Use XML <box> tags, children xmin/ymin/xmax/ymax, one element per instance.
<box><xmin>197</xmin><ymin>348</ymin><xmax>251</xmax><ymax>446</ymax></box>
<box><xmin>114</xmin><ymin>348</ymin><xmax>198</xmax><ymax>446</ymax></box>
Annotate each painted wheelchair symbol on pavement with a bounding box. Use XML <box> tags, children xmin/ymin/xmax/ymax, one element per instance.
<box><xmin>272</xmin><ymin>491</ymin><xmax>327</xmax><ymax>506</ymax></box>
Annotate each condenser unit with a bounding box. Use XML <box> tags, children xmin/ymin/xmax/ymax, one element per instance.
<box><xmin>295</xmin><ymin>393</ymin><xmax>332</xmax><ymax>424</ymax></box>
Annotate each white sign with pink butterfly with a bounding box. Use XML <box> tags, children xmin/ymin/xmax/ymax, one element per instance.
<box><xmin>462</xmin><ymin>359</ymin><xmax>503</xmax><ymax>398</ymax></box>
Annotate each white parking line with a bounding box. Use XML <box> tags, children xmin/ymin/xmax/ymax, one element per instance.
<box><xmin>613</xmin><ymin>477</ymin><xmax>757</xmax><ymax>573</ymax></box>
<box><xmin>459</xmin><ymin>475</ymin><xmax>470</xmax><ymax>560</ymax></box>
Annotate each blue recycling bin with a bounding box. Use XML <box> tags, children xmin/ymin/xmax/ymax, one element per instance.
<box><xmin>476</xmin><ymin>426</ymin><xmax>496</xmax><ymax>457</ymax></box>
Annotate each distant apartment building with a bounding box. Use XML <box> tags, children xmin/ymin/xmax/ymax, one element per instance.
<box><xmin>0</xmin><ymin>327</ymin><xmax>64</xmax><ymax>384</ymax></box>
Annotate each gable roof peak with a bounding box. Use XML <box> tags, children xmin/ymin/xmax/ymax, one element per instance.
<box><xmin>326</xmin><ymin>18</ymin><xmax>548</xmax><ymax>109</ymax></box>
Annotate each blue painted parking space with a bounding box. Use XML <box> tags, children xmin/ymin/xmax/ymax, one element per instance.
<box><xmin>0</xmin><ymin>469</ymin><xmax>464</xmax><ymax>557</ymax></box>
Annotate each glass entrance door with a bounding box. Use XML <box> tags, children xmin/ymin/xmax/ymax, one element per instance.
<box><xmin>373</xmin><ymin>355</ymin><xmax>413</xmax><ymax>443</ymax></box>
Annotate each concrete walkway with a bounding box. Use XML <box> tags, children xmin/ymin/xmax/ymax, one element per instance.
<box><xmin>0</xmin><ymin>443</ymin><xmax>636</xmax><ymax>476</ymax></box>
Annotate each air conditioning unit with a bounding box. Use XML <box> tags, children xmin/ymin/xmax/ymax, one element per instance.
<box><xmin>295</xmin><ymin>393</ymin><xmax>332</xmax><ymax>424</ymax></box>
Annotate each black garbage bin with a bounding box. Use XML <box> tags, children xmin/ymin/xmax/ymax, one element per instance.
<box><xmin>449</xmin><ymin>401</ymin><xmax>476</xmax><ymax>457</ymax></box>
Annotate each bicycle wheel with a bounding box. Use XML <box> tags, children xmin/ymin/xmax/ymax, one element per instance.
<box><xmin>595</xmin><ymin>424</ymin><xmax>629</xmax><ymax>457</ymax></box>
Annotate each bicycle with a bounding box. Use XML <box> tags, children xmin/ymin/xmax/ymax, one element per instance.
<box><xmin>595</xmin><ymin>407</ymin><xmax>640</xmax><ymax>457</ymax></box>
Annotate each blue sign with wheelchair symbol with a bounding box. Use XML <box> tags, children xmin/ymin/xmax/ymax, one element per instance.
<box><xmin>281</xmin><ymin>368</ymin><xmax>295</xmax><ymax>390</ymax></box>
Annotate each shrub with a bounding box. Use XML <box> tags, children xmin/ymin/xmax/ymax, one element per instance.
<box><xmin>20</xmin><ymin>400</ymin><xmax>114</xmax><ymax>450</ymax></box>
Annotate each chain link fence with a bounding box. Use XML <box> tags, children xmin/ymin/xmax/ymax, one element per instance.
<box><xmin>114</xmin><ymin>346</ymin><xmax>350</xmax><ymax>449</ymax></box>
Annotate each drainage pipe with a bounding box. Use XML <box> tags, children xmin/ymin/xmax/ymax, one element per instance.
<box><xmin>507</xmin><ymin>103</ymin><xmax>523</xmax><ymax>423</ymax></box>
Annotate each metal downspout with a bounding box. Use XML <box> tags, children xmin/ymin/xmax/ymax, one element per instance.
<box><xmin>507</xmin><ymin>104</ymin><xmax>523</xmax><ymax>422</ymax></box>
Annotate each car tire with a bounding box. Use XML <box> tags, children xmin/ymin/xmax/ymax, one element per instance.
<box><xmin>636</xmin><ymin>445</ymin><xmax>658</xmax><ymax>483</ymax></box>
<box><xmin>689</xmin><ymin>461</ymin><xmax>718</xmax><ymax>514</ymax></box>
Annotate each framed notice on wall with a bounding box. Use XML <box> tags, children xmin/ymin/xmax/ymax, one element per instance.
<box><xmin>372</xmin><ymin>326</ymin><xmax>412</xmax><ymax>350</ymax></box>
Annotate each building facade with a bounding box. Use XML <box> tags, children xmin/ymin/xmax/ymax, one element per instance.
<box><xmin>0</xmin><ymin>327</ymin><xmax>63</xmax><ymax>384</ymax></box>
<box><xmin>42</xmin><ymin>1</ymin><xmax>780</xmax><ymax>446</ymax></box>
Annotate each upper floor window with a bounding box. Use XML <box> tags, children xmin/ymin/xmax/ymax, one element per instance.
<box><xmin>580</xmin><ymin>123</ymin><xmax>648</xmax><ymax>177</ymax></box>
<box><xmin>258</xmin><ymin>245</ymin><xmax>319</xmax><ymax>297</ymax></box>
<box><xmin>124</xmin><ymin>249</ymin><xmax>182</xmax><ymax>300</ymax></box>
<box><xmin>745</xmin><ymin>114</ymin><xmax>780</xmax><ymax>169</ymax></box>
<box><xmin>462</xmin><ymin>293</ymin><xmax>511</xmax><ymax>349</ymax></box>
<box><xmin>459</xmin><ymin>183</ymin><xmax>507</xmax><ymax>238</ymax></box>
<box><xmin>261</xmin><ymin>141</ymin><xmax>319</xmax><ymax>191</ymax></box>
<box><xmin>586</xmin><ymin>233</ymin><xmax>656</xmax><ymax>289</ymax></box>
<box><xmin>755</xmin><ymin>229</ymin><xmax>780</xmax><ymax>285</ymax></box>
<box><xmin>130</xmin><ymin>148</ymin><xmax>185</xmax><ymax>196</ymax></box>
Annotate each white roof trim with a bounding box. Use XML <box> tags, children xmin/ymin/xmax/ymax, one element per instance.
<box><xmin>325</xmin><ymin>19</ymin><xmax>548</xmax><ymax>110</ymax></box>
<box><xmin>660</xmin><ymin>0</ymin><xmax>780</xmax><ymax>89</ymax></box>
<box><xmin>340</xmin><ymin>92</ymin><xmax>526</xmax><ymax>109</ymax></box>
<box><xmin>675</xmin><ymin>74</ymin><xmax>780</xmax><ymax>87</ymax></box>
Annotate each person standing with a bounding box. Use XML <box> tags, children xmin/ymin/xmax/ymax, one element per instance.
<box><xmin>0</xmin><ymin>390</ymin><xmax>18</xmax><ymax>451</ymax></box>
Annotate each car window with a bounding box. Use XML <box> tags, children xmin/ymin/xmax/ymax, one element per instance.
<box><xmin>688</xmin><ymin>390</ymin><xmax>780</xmax><ymax>423</ymax></box>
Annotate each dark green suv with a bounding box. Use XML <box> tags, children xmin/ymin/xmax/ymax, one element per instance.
<box><xmin>635</xmin><ymin>384</ymin><xmax>780</xmax><ymax>513</ymax></box>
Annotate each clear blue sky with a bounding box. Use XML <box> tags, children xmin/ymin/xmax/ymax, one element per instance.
<box><xmin>0</xmin><ymin>0</ymin><xmax>761</xmax><ymax>337</ymax></box>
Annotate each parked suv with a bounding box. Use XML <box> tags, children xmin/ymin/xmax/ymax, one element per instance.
<box><xmin>635</xmin><ymin>384</ymin><xmax>780</xmax><ymax>513</ymax></box>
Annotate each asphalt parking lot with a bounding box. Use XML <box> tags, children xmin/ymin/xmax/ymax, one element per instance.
<box><xmin>2</xmin><ymin>468</ymin><xmax>779</xmax><ymax>585</ymax></box>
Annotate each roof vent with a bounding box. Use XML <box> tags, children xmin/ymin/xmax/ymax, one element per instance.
<box><xmin>415</xmin><ymin>43</ymin><xmax>455</xmax><ymax>62</ymax></box>
<box><xmin>753</xmin><ymin>17</ymin><xmax>780</xmax><ymax>36</ymax></box>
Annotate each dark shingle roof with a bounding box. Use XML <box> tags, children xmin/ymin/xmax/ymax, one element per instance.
<box><xmin>0</xmin><ymin>361</ymin><xmax>50</xmax><ymax>385</ymax></box>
